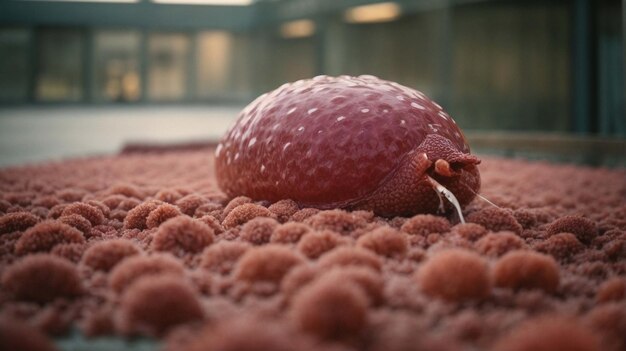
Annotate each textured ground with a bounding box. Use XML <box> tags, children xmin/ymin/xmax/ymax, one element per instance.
<box><xmin>0</xmin><ymin>148</ymin><xmax>625</xmax><ymax>351</ymax></box>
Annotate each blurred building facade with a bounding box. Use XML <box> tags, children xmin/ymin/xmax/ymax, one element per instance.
<box><xmin>0</xmin><ymin>0</ymin><xmax>624</xmax><ymax>136</ymax></box>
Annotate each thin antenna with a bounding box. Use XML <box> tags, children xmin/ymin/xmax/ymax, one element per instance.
<box><xmin>427</xmin><ymin>176</ymin><xmax>466</xmax><ymax>224</ymax></box>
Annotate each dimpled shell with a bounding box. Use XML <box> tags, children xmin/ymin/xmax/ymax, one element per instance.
<box><xmin>216</xmin><ymin>75</ymin><xmax>479</xmax><ymax>217</ymax></box>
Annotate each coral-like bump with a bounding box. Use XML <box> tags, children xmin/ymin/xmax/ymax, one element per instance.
<box><xmin>290</xmin><ymin>208</ymin><xmax>320</xmax><ymax>222</ymax></box>
<box><xmin>118</xmin><ymin>276</ymin><xmax>204</xmax><ymax>336</ymax></box>
<box><xmin>400</xmin><ymin>214</ymin><xmax>451</xmax><ymax>236</ymax></box>
<box><xmin>222</xmin><ymin>196</ymin><xmax>252</xmax><ymax>218</ymax></box>
<box><xmin>546</xmin><ymin>215</ymin><xmax>597</xmax><ymax>243</ymax></box>
<box><xmin>297</xmin><ymin>230</ymin><xmax>347</xmax><ymax>259</ymax></box>
<box><xmin>466</xmin><ymin>208</ymin><xmax>522</xmax><ymax>234</ymax></box>
<box><xmin>451</xmin><ymin>223</ymin><xmax>487</xmax><ymax>241</ymax></box>
<box><xmin>234</xmin><ymin>245</ymin><xmax>305</xmax><ymax>283</ymax></box>
<box><xmin>82</xmin><ymin>239</ymin><xmax>140</xmax><ymax>271</ymax></box>
<box><xmin>0</xmin><ymin>318</ymin><xmax>58</xmax><ymax>351</ymax></box>
<box><xmin>175</xmin><ymin>194</ymin><xmax>208</xmax><ymax>216</ymax></box>
<box><xmin>106</xmin><ymin>183</ymin><xmax>144</xmax><ymax>199</ymax></box>
<box><xmin>585</xmin><ymin>303</ymin><xmax>626</xmax><ymax>351</ymax></box>
<box><xmin>492</xmin><ymin>316</ymin><xmax>600</xmax><ymax>351</ymax></box>
<box><xmin>59</xmin><ymin>214</ymin><xmax>92</xmax><ymax>235</ymax></box>
<box><xmin>109</xmin><ymin>254</ymin><xmax>185</xmax><ymax>293</ymax></box>
<box><xmin>323</xmin><ymin>266</ymin><xmax>384</xmax><ymax>305</ymax></box>
<box><xmin>290</xmin><ymin>273</ymin><xmax>369</xmax><ymax>340</ymax></box>
<box><xmin>151</xmin><ymin>216</ymin><xmax>214</xmax><ymax>256</ymax></box>
<box><xmin>123</xmin><ymin>200</ymin><xmax>162</xmax><ymax>230</ymax></box>
<box><xmin>2</xmin><ymin>254</ymin><xmax>82</xmax><ymax>303</ymax></box>
<box><xmin>199</xmin><ymin>241</ymin><xmax>251</xmax><ymax>274</ymax></box>
<box><xmin>146</xmin><ymin>203</ymin><xmax>182</xmax><ymax>229</ymax></box>
<box><xmin>14</xmin><ymin>220</ymin><xmax>85</xmax><ymax>255</ymax></box>
<box><xmin>493</xmin><ymin>250</ymin><xmax>559</xmax><ymax>293</ymax></box>
<box><xmin>51</xmin><ymin>243</ymin><xmax>86</xmax><ymax>263</ymax></box>
<box><xmin>596</xmin><ymin>278</ymin><xmax>626</xmax><ymax>303</ymax></box>
<box><xmin>198</xmin><ymin>215</ymin><xmax>225</xmax><ymax>235</ymax></box>
<box><xmin>271</xmin><ymin>222</ymin><xmax>313</xmax><ymax>244</ymax></box>
<box><xmin>534</xmin><ymin>233</ymin><xmax>583</xmax><ymax>260</ymax></box>
<box><xmin>268</xmin><ymin>199</ymin><xmax>300</xmax><ymax>223</ymax></box>
<box><xmin>304</xmin><ymin>209</ymin><xmax>366</xmax><ymax>235</ymax></box>
<box><xmin>318</xmin><ymin>247</ymin><xmax>382</xmax><ymax>272</ymax></box>
<box><xmin>222</xmin><ymin>203</ymin><xmax>274</xmax><ymax>229</ymax></box>
<box><xmin>474</xmin><ymin>231</ymin><xmax>527</xmax><ymax>257</ymax></box>
<box><xmin>239</xmin><ymin>217</ymin><xmax>279</xmax><ymax>245</ymax></box>
<box><xmin>417</xmin><ymin>249</ymin><xmax>490</xmax><ymax>301</ymax></box>
<box><xmin>281</xmin><ymin>264</ymin><xmax>319</xmax><ymax>299</ymax></box>
<box><xmin>154</xmin><ymin>188</ymin><xmax>184</xmax><ymax>204</ymax></box>
<box><xmin>357</xmin><ymin>226</ymin><xmax>408</xmax><ymax>258</ymax></box>
<box><xmin>61</xmin><ymin>202</ymin><xmax>105</xmax><ymax>226</ymax></box>
<box><xmin>0</xmin><ymin>212</ymin><xmax>39</xmax><ymax>234</ymax></box>
<box><xmin>183</xmin><ymin>316</ymin><xmax>309</xmax><ymax>351</ymax></box>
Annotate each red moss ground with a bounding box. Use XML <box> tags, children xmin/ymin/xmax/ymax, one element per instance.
<box><xmin>0</xmin><ymin>148</ymin><xmax>625</xmax><ymax>351</ymax></box>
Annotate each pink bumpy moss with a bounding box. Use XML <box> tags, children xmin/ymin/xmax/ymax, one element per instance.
<box><xmin>466</xmin><ymin>208</ymin><xmax>523</xmax><ymax>234</ymax></box>
<box><xmin>118</xmin><ymin>275</ymin><xmax>204</xmax><ymax>336</ymax></box>
<box><xmin>268</xmin><ymin>199</ymin><xmax>300</xmax><ymax>223</ymax></box>
<box><xmin>357</xmin><ymin>226</ymin><xmax>408</xmax><ymax>258</ymax></box>
<box><xmin>546</xmin><ymin>215</ymin><xmax>597</xmax><ymax>243</ymax></box>
<box><xmin>290</xmin><ymin>273</ymin><xmax>369</xmax><ymax>340</ymax></box>
<box><xmin>109</xmin><ymin>254</ymin><xmax>185</xmax><ymax>293</ymax></box>
<box><xmin>318</xmin><ymin>247</ymin><xmax>382</xmax><ymax>272</ymax></box>
<box><xmin>146</xmin><ymin>203</ymin><xmax>182</xmax><ymax>229</ymax></box>
<box><xmin>82</xmin><ymin>239</ymin><xmax>140</xmax><ymax>271</ymax></box>
<box><xmin>451</xmin><ymin>223</ymin><xmax>487</xmax><ymax>241</ymax></box>
<box><xmin>123</xmin><ymin>200</ymin><xmax>162</xmax><ymax>230</ymax></box>
<box><xmin>417</xmin><ymin>249</ymin><xmax>490</xmax><ymax>302</ymax></box>
<box><xmin>400</xmin><ymin>214</ymin><xmax>451</xmax><ymax>236</ymax></box>
<box><xmin>199</xmin><ymin>241</ymin><xmax>251</xmax><ymax>274</ymax></box>
<box><xmin>0</xmin><ymin>318</ymin><xmax>58</xmax><ymax>351</ymax></box>
<box><xmin>151</xmin><ymin>216</ymin><xmax>214</xmax><ymax>256</ymax></box>
<box><xmin>595</xmin><ymin>278</ymin><xmax>626</xmax><ymax>303</ymax></box>
<box><xmin>183</xmin><ymin>316</ymin><xmax>310</xmax><ymax>351</ymax></box>
<box><xmin>297</xmin><ymin>230</ymin><xmax>347</xmax><ymax>259</ymax></box>
<box><xmin>0</xmin><ymin>212</ymin><xmax>39</xmax><ymax>234</ymax></box>
<box><xmin>61</xmin><ymin>202</ymin><xmax>105</xmax><ymax>226</ymax></box>
<box><xmin>234</xmin><ymin>244</ymin><xmax>305</xmax><ymax>284</ymax></box>
<box><xmin>474</xmin><ymin>231</ymin><xmax>527</xmax><ymax>257</ymax></box>
<box><xmin>222</xmin><ymin>196</ymin><xmax>252</xmax><ymax>218</ymax></box>
<box><xmin>14</xmin><ymin>220</ymin><xmax>85</xmax><ymax>255</ymax></box>
<box><xmin>2</xmin><ymin>254</ymin><xmax>82</xmax><ymax>303</ymax></box>
<box><xmin>492</xmin><ymin>250</ymin><xmax>560</xmax><ymax>293</ymax></box>
<box><xmin>492</xmin><ymin>316</ymin><xmax>600</xmax><ymax>351</ymax></box>
<box><xmin>534</xmin><ymin>232</ymin><xmax>584</xmax><ymax>260</ymax></box>
<box><xmin>271</xmin><ymin>222</ymin><xmax>313</xmax><ymax>244</ymax></box>
<box><xmin>304</xmin><ymin>209</ymin><xmax>366</xmax><ymax>235</ymax></box>
<box><xmin>59</xmin><ymin>214</ymin><xmax>92</xmax><ymax>235</ymax></box>
<box><xmin>222</xmin><ymin>203</ymin><xmax>274</xmax><ymax>229</ymax></box>
<box><xmin>239</xmin><ymin>217</ymin><xmax>279</xmax><ymax>245</ymax></box>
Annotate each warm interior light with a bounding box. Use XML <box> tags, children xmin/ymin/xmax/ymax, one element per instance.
<box><xmin>280</xmin><ymin>19</ymin><xmax>316</xmax><ymax>39</ymax></box>
<box><xmin>151</xmin><ymin>0</ymin><xmax>253</xmax><ymax>5</ymax></box>
<box><xmin>344</xmin><ymin>2</ymin><xmax>401</xmax><ymax>24</ymax></box>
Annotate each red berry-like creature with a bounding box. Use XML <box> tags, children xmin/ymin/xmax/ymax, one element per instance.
<box><xmin>216</xmin><ymin>75</ymin><xmax>480</xmax><ymax>219</ymax></box>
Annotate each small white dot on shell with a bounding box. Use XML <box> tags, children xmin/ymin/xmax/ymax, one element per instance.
<box><xmin>297</xmin><ymin>126</ymin><xmax>305</xmax><ymax>132</ymax></box>
<box><xmin>396</xmin><ymin>96</ymin><xmax>405</xmax><ymax>101</ymax></box>
<box><xmin>283</xmin><ymin>142</ymin><xmax>291</xmax><ymax>151</ymax></box>
<box><xmin>336</xmin><ymin>116</ymin><xmax>346</xmax><ymax>121</ymax></box>
<box><xmin>248</xmin><ymin>138</ymin><xmax>257</xmax><ymax>147</ymax></box>
<box><xmin>307</xmin><ymin>108</ymin><xmax>318</xmax><ymax>115</ymax></box>
<box><xmin>361</xmin><ymin>108</ymin><xmax>370</xmax><ymax>113</ymax></box>
<box><xmin>260</xmin><ymin>165</ymin><xmax>266</xmax><ymax>173</ymax></box>
<box><xmin>287</xmin><ymin>107</ymin><xmax>297</xmax><ymax>115</ymax></box>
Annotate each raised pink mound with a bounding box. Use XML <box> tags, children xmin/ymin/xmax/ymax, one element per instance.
<box><xmin>0</xmin><ymin>143</ymin><xmax>625</xmax><ymax>351</ymax></box>
<box><xmin>216</xmin><ymin>75</ymin><xmax>480</xmax><ymax>217</ymax></box>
